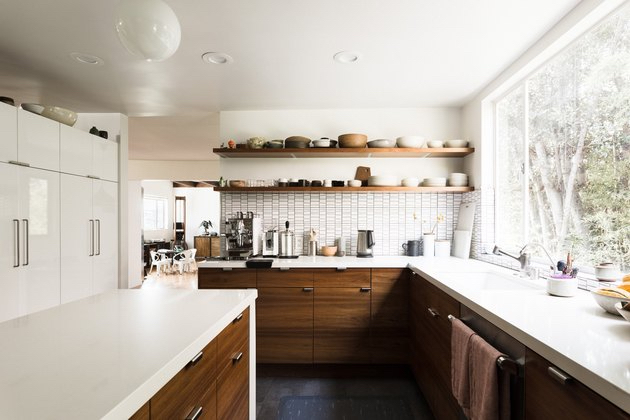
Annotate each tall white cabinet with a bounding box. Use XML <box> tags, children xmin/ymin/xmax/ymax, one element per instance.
<box><xmin>0</xmin><ymin>102</ymin><xmax>119</xmax><ymax>322</ymax></box>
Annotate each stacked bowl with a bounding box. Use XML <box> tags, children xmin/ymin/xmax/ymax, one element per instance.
<box><xmin>422</xmin><ymin>177</ymin><xmax>447</xmax><ymax>187</ymax></box>
<box><xmin>448</xmin><ymin>173</ymin><xmax>469</xmax><ymax>187</ymax></box>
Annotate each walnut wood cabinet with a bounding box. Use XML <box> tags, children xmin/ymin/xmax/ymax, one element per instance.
<box><xmin>410</xmin><ymin>272</ymin><xmax>462</xmax><ymax>420</ymax></box>
<box><xmin>198</xmin><ymin>268</ymin><xmax>257</xmax><ymax>289</ymax></box>
<box><xmin>129</xmin><ymin>308</ymin><xmax>249</xmax><ymax>420</ymax></box>
<box><xmin>257</xmin><ymin>269</ymin><xmax>314</xmax><ymax>363</ymax></box>
<box><xmin>195</xmin><ymin>236</ymin><xmax>221</xmax><ymax>258</ymax></box>
<box><xmin>313</xmin><ymin>268</ymin><xmax>371</xmax><ymax>363</ymax></box>
<box><xmin>371</xmin><ymin>268</ymin><xmax>409</xmax><ymax>363</ymax></box>
<box><xmin>525</xmin><ymin>349</ymin><xmax>628</xmax><ymax>420</ymax></box>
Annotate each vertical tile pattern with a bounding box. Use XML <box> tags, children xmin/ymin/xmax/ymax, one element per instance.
<box><xmin>221</xmin><ymin>191</ymin><xmax>463</xmax><ymax>256</ymax></box>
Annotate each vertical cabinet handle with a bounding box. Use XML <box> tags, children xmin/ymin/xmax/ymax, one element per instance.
<box><xmin>185</xmin><ymin>406</ymin><xmax>203</xmax><ymax>420</ymax></box>
<box><xmin>22</xmin><ymin>219</ymin><xmax>28</xmax><ymax>266</ymax></box>
<box><xmin>95</xmin><ymin>219</ymin><xmax>101</xmax><ymax>256</ymax></box>
<box><xmin>89</xmin><ymin>220</ymin><xmax>94</xmax><ymax>256</ymax></box>
<box><xmin>13</xmin><ymin>219</ymin><xmax>19</xmax><ymax>267</ymax></box>
<box><xmin>427</xmin><ymin>307</ymin><xmax>440</xmax><ymax>318</ymax></box>
<box><xmin>548</xmin><ymin>366</ymin><xmax>572</xmax><ymax>385</ymax></box>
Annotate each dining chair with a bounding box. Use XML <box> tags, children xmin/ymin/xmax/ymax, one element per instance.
<box><xmin>149</xmin><ymin>250</ymin><xmax>171</xmax><ymax>276</ymax></box>
<box><xmin>173</xmin><ymin>249</ymin><xmax>197</xmax><ymax>274</ymax></box>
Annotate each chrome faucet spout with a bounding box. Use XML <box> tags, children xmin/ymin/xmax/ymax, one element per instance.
<box><xmin>492</xmin><ymin>245</ymin><xmax>530</xmax><ymax>271</ymax></box>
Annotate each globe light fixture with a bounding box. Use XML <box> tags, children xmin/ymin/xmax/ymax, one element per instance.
<box><xmin>114</xmin><ymin>0</ymin><xmax>181</xmax><ymax>62</ymax></box>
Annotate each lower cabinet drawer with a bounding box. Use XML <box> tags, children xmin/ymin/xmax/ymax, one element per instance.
<box><xmin>218</xmin><ymin>308</ymin><xmax>249</xmax><ymax>376</ymax></box>
<box><xmin>151</xmin><ymin>339</ymin><xmax>218</xmax><ymax>420</ymax></box>
<box><xmin>198</xmin><ymin>269</ymin><xmax>257</xmax><ymax>289</ymax></box>
<box><xmin>217</xmin><ymin>345</ymin><xmax>249</xmax><ymax>420</ymax></box>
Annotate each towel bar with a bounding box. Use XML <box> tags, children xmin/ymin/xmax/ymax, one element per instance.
<box><xmin>448</xmin><ymin>314</ymin><xmax>520</xmax><ymax>376</ymax></box>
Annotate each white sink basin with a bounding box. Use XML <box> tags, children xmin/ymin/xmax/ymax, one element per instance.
<box><xmin>439</xmin><ymin>271</ymin><xmax>543</xmax><ymax>291</ymax></box>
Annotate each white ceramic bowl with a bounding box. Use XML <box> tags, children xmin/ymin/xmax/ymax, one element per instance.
<box><xmin>396</xmin><ymin>136</ymin><xmax>426</xmax><ymax>148</ymax></box>
<box><xmin>21</xmin><ymin>103</ymin><xmax>45</xmax><ymax>115</ymax></box>
<box><xmin>347</xmin><ymin>179</ymin><xmax>362</xmax><ymax>187</ymax></box>
<box><xmin>427</xmin><ymin>140</ymin><xmax>444</xmax><ymax>148</ymax></box>
<box><xmin>445</xmin><ymin>139</ymin><xmax>469</xmax><ymax>148</ymax></box>
<box><xmin>546</xmin><ymin>276</ymin><xmax>578</xmax><ymax>297</ymax></box>
<box><xmin>595</xmin><ymin>263</ymin><xmax>620</xmax><ymax>281</ymax></box>
<box><xmin>368</xmin><ymin>175</ymin><xmax>398</xmax><ymax>187</ymax></box>
<box><xmin>401</xmin><ymin>177</ymin><xmax>419</xmax><ymax>187</ymax></box>
<box><xmin>591</xmin><ymin>290</ymin><xmax>629</xmax><ymax>315</ymax></box>
<box><xmin>615</xmin><ymin>302</ymin><xmax>630</xmax><ymax>322</ymax></box>
<box><xmin>40</xmin><ymin>105</ymin><xmax>78</xmax><ymax>127</ymax></box>
<box><xmin>422</xmin><ymin>177</ymin><xmax>447</xmax><ymax>187</ymax></box>
<box><xmin>312</xmin><ymin>139</ymin><xmax>331</xmax><ymax>148</ymax></box>
<box><xmin>367</xmin><ymin>139</ymin><xmax>396</xmax><ymax>148</ymax></box>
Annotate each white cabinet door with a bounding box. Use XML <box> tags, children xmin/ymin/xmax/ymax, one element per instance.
<box><xmin>0</xmin><ymin>162</ymin><xmax>20</xmax><ymax>322</ymax></box>
<box><xmin>0</xmin><ymin>102</ymin><xmax>18</xmax><ymax>164</ymax></box>
<box><xmin>93</xmin><ymin>180</ymin><xmax>118</xmax><ymax>294</ymax></box>
<box><xmin>60</xmin><ymin>125</ymin><xmax>92</xmax><ymax>177</ymax></box>
<box><xmin>93</xmin><ymin>138</ymin><xmax>118</xmax><ymax>182</ymax></box>
<box><xmin>17</xmin><ymin>108</ymin><xmax>60</xmax><ymax>171</ymax></box>
<box><xmin>17</xmin><ymin>166</ymin><xmax>60</xmax><ymax>315</ymax></box>
<box><xmin>60</xmin><ymin>174</ymin><xmax>94</xmax><ymax>304</ymax></box>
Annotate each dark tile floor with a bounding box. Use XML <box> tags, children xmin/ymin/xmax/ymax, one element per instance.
<box><xmin>256</xmin><ymin>375</ymin><xmax>435</xmax><ymax>419</ymax></box>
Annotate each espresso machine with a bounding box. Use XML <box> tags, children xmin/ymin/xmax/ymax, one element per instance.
<box><xmin>223</xmin><ymin>212</ymin><xmax>262</xmax><ymax>259</ymax></box>
<box><xmin>262</xmin><ymin>228</ymin><xmax>279</xmax><ymax>257</ymax></box>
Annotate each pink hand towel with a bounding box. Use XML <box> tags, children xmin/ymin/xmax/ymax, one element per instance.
<box><xmin>450</xmin><ymin>318</ymin><xmax>477</xmax><ymax>416</ymax></box>
<box><xmin>469</xmin><ymin>334</ymin><xmax>511</xmax><ymax>420</ymax></box>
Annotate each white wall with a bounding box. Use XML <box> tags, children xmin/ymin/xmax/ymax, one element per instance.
<box><xmin>461</xmin><ymin>0</ymin><xmax>624</xmax><ymax>188</ymax></box>
<box><xmin>173</xmin><ymin>188</ymin><xmax>221</xmax><ymax>248</ymax></box>
<box><xmin>127</xmin><ymin>181</ymin><xmax>143</xmax><ymax>288</ymax></box>
<box><xmin>128</xmin><ymin>160</ymin><xmax>220</xmax><ymax>181</ymax></box>
<box><xmin>141</xmin><ymin>180</ymin><xmax>175</xmax><ymax>242</ymax></box>
<box><xmin>219</xmin><ymin>108</ymin><xmax>465</xmax><ymax>180</ymax></box>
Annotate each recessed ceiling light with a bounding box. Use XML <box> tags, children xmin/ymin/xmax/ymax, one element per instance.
<box><xmin>333</xmin><ymin>51</ymin><xmax>361</xmax><ymax>64</ymax></box>
<box><xmin>201</xmin><ymin>52</ymin><xmax>233</xmax><ymax>64</ymax></box>
<box><xmin>70</xmin><ymin>52</ymin><xmax>104</xmax><ymax>66</ymax></box>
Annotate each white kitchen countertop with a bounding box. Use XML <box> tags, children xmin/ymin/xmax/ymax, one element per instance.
<box><xmin>0</xmin><ymin>288</ymin><xmax>257</xmax><ymax>419</ymax></box>
<box><xmin>199</xmin><ymin>255</ymin><xmax>630</xmax><ymax>413</ymax></box>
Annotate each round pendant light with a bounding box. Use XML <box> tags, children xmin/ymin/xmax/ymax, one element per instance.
<box><xmin>114</xmin><ymin>0</ymin><xmax>181</xmax><ymax>62</ymax></box>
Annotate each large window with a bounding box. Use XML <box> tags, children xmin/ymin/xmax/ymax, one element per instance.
<box><xmin>495</xmin><ymin>4</ymin><xmax>630</xmax><ymax>271</ymax></box>
<box><xmin>143</xmin><ymin>195</ymin><xmax>168</xmax><ymax>230</ymax></box>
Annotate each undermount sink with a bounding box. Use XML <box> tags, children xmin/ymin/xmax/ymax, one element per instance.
<box><xmin>439</xmin><ymin>270</ymin><xmax>543</xmax><ymax>291</ymax></box>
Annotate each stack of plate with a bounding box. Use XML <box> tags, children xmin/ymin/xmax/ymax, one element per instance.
<box><xmin>422</xmin><ymin>177</ymin><xmax>447</xmax><ymax>187</ymax></box>
<box><xmin>448</xmin><ymin>173</ymin><xmax>468</xmax><ymax>186</ymax></box>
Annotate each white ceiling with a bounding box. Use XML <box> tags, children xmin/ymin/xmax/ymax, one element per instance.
<box><xmin>0</xmin><ymin>0</ymin><xmax>581</xmax><ymax>158</ymax></box>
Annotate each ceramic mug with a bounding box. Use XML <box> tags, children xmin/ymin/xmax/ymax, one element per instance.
<box><xmin>402</xmin><ymin>240</ymin><xmax>421</xmax><ymax>256</ymax></box>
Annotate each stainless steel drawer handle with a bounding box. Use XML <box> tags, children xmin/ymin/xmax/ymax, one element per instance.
<box><xmin>13</xmin><ymin>219</ymin><xmax>19</xmax><ymax>267</ymax></box>
<box><xmin>280</xmin><ymin>267</ymin><xmax>290</xmax><ymax>271</ymax></box>
<box><xmin>190</xmin><ymin>351</ymin><xmax>203</xmax><ymax>365</ymax></box>
<box><xmin>185</xmin><ymin>406</ymin><xmax>203</xmax><ymax>420</ymax></box>
<box><xmin>336</xmin><ymin>267</ymin><xmax>347</xmax><ymax>271</ymax></box>
<box><xmin>234</xmin><ymin>312</ymin><xmax>244</xmax><ymax>323</ymax></box>
<box><xmin>427</xmin><ymin>307</ymin><xmax>440</xmax><ymax>318</ymax></box>
<box><xmin>232</xmin><ymin>352</ymin><xmax>244</xmax><ymax>363</ymax></box>
<box><xmin>360</xmin><ymin>287</ymin><xmax>371</xmax><ymax>292</ymax></box>
<box><xmin>303</xmin><ymin>287</ymin><xmax>314</xmax><ymax>292</ymax></box>
<box><xmin>22</xmin><ymin>219</ymin><xmax>28</xmax><ymax>266</ymax></box>
<box><xmin>548</xmin><ymin>366</ymin><xmax>572</xmax><ymax>385</ymax></box>
<box><xmin>222</xmin><ymin>267</ymin><xmax>233</xmax><ymax>271</ymax></box>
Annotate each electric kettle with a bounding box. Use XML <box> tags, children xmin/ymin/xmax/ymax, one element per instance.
<box><xmin>357</xmin><ymin>230</ymin><xmax>375</xmax><ymax>258</ymax></box>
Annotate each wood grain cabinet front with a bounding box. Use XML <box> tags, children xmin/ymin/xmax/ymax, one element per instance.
<box><xmin>525</xmin><ymin>349</ymin><xmax>628</xmax><ymax>420</ymax></box>
<box><xmin>371</xmin><ymin>268</ymin><xmax>409</xmax><ymax>364</ymax></box>
<box><xmin>198</xmin><ymin>268</ymin><xmax>257</xmax><ymax>289</ymax></box>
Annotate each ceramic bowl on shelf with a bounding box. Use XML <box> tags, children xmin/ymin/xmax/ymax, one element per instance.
<box><xmin>368</xmin><ymin>175</ymin><xmax>398</xmax><ymax>187</ymax></box>
<box><xmin>247</xmin><ymin>137</ymin><xmax>266</xmax><ymax>149</ymax></box>
<box><xmin>229</xmin><ymin>180</ymin><xmax>246</xmax><ymax>187</ymax></box>
<box><xmin>401</xmin><ymin>177</ymin><xmax>419</xmax><ymax>187</ymax></box>
<box><xmin>21</xmin><ymin>103</ymin><xmax>45</xmax><ymax>115</ymax></box>
<box><xmin>266</xmin><ymin>140</ymin><xmax>284</xmax><ymax>148</ymax></box>
<box><xmin>427</xmin><ymin>140</ymin><xmax>444</xmax><ymax>148</ymax></box>
<box><xmin>338</xmin><ymin>133</ymin><xmax>367</xmax><ymax>148</ymax></box>
<box><xmin>348</xmin><ymin>179</ymin><xmax>362</xmax><ymax>187</ymax></box>
<box><xmin>285</xmin><ymin>136</ymin><xmax>311</xmax><ymax>148</ymax></box>
<box><xmin>312</xmin><ymin>139</ymin><xmax>331</xmax><ymax>148</ymax></box>
<box><xmin>445</xmin><ymin>139</ymin><xmax>469</xmax><ymax>148</ymax></box>
<box><xmin>396</xmin><ymin>136</ymin><xmax>425</xmax><ymax>148</ymax></box>
<box><xmin>422</xmin><ymin>177</ymin><xmax>447</xmax><ymax>187</ymax></box>
<box><xmin>367</xmin><ymin>139</ymin><xmax>396</xmax><ymax>148</ymax></box>
<box><xmin>320</xmin><ymin>246</ymin><xmax>338</xmax><ymax>256</ymax></box>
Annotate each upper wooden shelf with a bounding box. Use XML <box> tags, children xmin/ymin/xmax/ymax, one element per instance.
<box><xmin>214</xmin><ymin>186</ymin><xmax>474</xmax><ymax>193</ymax></box>
<box><xmin>212</xmin><ymin>147</ymin><xmax>474</xmax><ymax>158</ymax></box>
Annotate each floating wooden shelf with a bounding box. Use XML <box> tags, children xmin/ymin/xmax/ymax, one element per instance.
<box><xmin>212</xmin><ymin>147</ymin><xmax>474</xmax><ymax>158</ymax></box>
<box><xmin>214</xmin><ymin>186</ymin><xmax>474</xmax><ymax>193</ymax></box>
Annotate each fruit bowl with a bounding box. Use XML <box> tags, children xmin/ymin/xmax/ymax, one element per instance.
<box><xmin>591</xmin><ymin>288</ymin><xmax>630</xmax><ymax>315</ymax></box>
<box><xmin>320</xmin><ymin>246</ymin><xmax>337</xmax><ymax>256</ymax></box>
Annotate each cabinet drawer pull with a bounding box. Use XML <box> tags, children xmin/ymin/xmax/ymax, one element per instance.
<box><xmin>360</xmin><ymin>287</ymin><xmax>371</xmax><ymax>292</ymax></box>
<box><xmin>222</xmin><ymin>267</ymin><xmax>233</xmax><ymax>271</ymax></box>
<box><xmin>234</xmin><ymin>312</ymin><xmax>243</xmax><ymax>323</ymax></box>
<box><xmin>336</xmin><ymin>267</ymin><xmax>347</xmax><ymax>271</ymax></box>
<box><xmin>548</xmin><ymin>366</ymin><xmax>572</xmax><ymax>385</ymax></box>
<box><xmin>185</xmin><ymin>406</ymin><xmax>203</xmax><ymax>420</ymax></box>
<box><xmin>427</xmin><ymin>307</ymin><xmax>440</xmax><ymax>318</ymax></box>
<box><xmin>13</xmin><ymin>219</ymin><xmax>19</xmax><ymax>267</ymax></box>
<box><xmin>232</xmin><ymin>352</ymin><xmax>244</xmax><ymax>363</ymax></box>
<box><xmin>8</xmin><ymin>160</ymin><xmax>29</xmax><ymax>167</ymax></box>
<box><xmin>280</xmin><ymin>267</ymin><xmax>290</xmax><ymax>271</ymax></box>
<box><xmin>190</xmin><ymin>351</ymin><xmax>203</xmax><ymax>365</ymax></box>
<box><xmin>303</xmin><ymin>287</ymin><xmax>314</xmax><ymax>292</ymax></box>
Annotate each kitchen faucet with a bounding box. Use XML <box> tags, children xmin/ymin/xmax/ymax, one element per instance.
<box><xmin>493</xmin><ymin>243</ymin><xmax>555</xmax><ymax>277</ymax></box>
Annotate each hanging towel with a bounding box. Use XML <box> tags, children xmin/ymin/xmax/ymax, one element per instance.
<box><xmin>450</xmin><ymin>318</ymin><xmax>477</xmax><ymax>416</ymax></box>
<box><xmin>468</xmin><ymin>334</ymin><xmax>511</xmax><ymax>420</ymax></box>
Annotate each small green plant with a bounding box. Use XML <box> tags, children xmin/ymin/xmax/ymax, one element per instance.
<box><xmin>200</xmin><ymin>220</ymin><xmax>213</xmax><ymax>235</ymax></box>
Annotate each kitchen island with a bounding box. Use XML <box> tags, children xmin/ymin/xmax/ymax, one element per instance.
<box><xmin>199</xmin><ymin>256</ymin><xmax>630</xmax><ymax>416</ymax></box>
<box><xmin>0</xmin><ymin>288</ymin><xmax>257</xmax><ymax>419</ymax></box>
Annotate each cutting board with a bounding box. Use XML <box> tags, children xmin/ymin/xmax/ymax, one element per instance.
<box><xmin>355</xmin><ymin>166</ymin><xmax>371</xmax><ymax>186</ymax></box>
<box><xmin>456</xmin><ymin>203</ymin><xmax>476</xmax><ymax>231</ymax></box>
